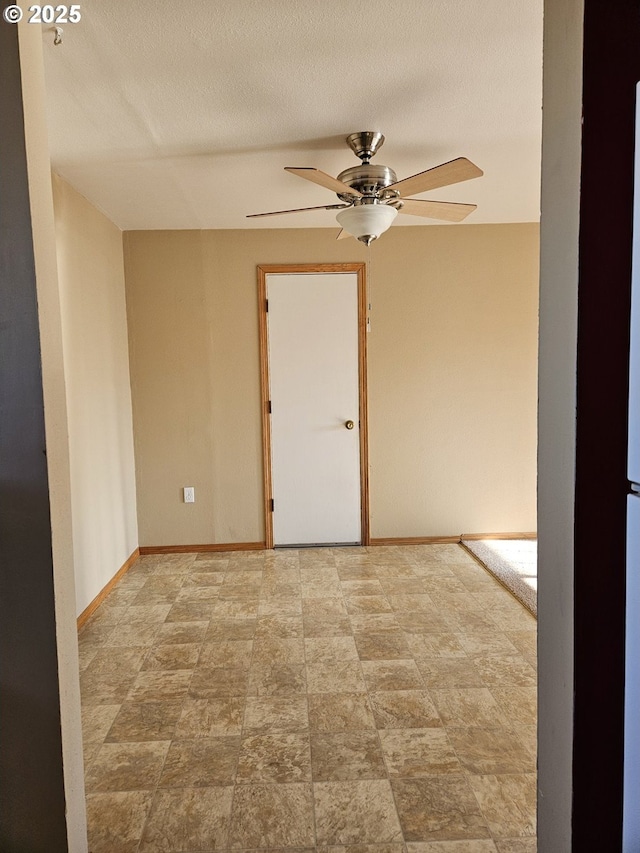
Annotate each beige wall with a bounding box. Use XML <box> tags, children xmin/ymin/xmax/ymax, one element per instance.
<box><xmin>125</xmin><ymin>223</ymin><xmax>538</xmax><ymax>546</ymax></box>
<box><xmin>53</xmin><ymin>175</ymin><xmax>138</xmax><ymax>614</ymax></box>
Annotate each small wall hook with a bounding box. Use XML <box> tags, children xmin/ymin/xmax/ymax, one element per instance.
<box><xmin>52</xmin><ymin>26</ymin><xmax>63</xmax><ymax>45</ymax></box>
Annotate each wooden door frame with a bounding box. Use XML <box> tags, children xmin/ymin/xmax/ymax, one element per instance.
<box><xmin>257</xmin><ymin>263</ymin><xmax>370</xmax><ymax>549</ymax></box>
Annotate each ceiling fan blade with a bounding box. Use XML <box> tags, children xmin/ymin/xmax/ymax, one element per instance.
<box><xmin>285</xmin><ymin>167</ymin><xmax>364</xmax><ymax>198</ymax></box>
<box><xmin>397</xmin><ymin>198</ymin><xmax>477</xmax><ymax>222</ymax></box>
<box><xmin>336</xmin><ymin>228</ymin><xmax>352</xmax><ymax>240</ymax></box>
<box><xmin>247</xmin><ymin>203</ymin><xmax>348</xmax><ymax>219</ymax></box>
<box><xmin>387</xmin><ymin>157</ymin><xmax>483</xmax><ymax>198</ymax></box>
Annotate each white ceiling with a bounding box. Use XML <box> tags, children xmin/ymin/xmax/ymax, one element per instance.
<box><xmin>41</xmin><ymin>0</ymin><xmax>543</xmax><ymax>231</ymax></box>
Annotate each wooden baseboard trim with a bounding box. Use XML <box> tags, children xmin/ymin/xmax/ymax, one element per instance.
<box><xmin>460</xmin><ymin>532</ymin><xmax>537</xmax><ymax>541</ymax></box>
<box><xmin>370</xmin><ymin>532</ymin><xmax>537</xmax><ymax>547</ymax></box>
<box><xmin>369</xmin><ymin>536</ymin><xmax>461</xmax><ymax>546</ymax></box>
<box><xmin>77</xmin><ymin>547</ymin><xmax>140</xmax><ymax>630</ymax></box>
<box><xmin>139</xmin><ymin>542</ymin><xmax>266</xmax><ymax>555</ymax></box>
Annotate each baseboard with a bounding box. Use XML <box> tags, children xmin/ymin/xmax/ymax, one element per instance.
<box><xmin>369</xmin><ymin>536</ymin><xmax>461</xmax><ymax>546</ymax></box>
<box><xmin>139</xmin><ymin>542</ymin><xmax>266</xmax><ymax>555</ymax></box>
<box><xmin>371</xmin><ymin>532</ymin><xmax>537</xmax><ymax>546</ymax></box>
<box><xmin>461</xmin><ymin>531</ymin><xmax>537</xmax><ymax>541</ymax></box>
<box><xmin>76</xmin><ymin>547</ymin><xmax>140</xmax><ymax>630</ymax></box>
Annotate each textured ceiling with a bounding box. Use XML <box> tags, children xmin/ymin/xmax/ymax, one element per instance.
<box><xmin>41</xmin><ymin>0</ymin><xmax>543</xmax><ymax>230</ymax></box>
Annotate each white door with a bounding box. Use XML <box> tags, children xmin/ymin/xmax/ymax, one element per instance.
<box><xmin>266</xmin><ymin>272</ymin><xmax>362</xmax><ymax>546</ymax></box>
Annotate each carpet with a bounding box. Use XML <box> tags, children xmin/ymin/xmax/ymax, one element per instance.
<box><xmin>461</xmin><ymin>537</ymin><xmax>537</xmax><ymax>617</ymax></box>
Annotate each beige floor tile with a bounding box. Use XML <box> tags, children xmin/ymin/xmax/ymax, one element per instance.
<box><xmin>141</xmin><ymin>643</ymin><xmax>201</xmax><ymax>670</ymax></box>
<box><xmin>394</xmin><ymin>611</ymin><xmax>451</xmax><ymax>634</ymax></box>
<box><xmin>243</xmin><ymin>695</ymin><xmax>309</xmax><ymax>735</ymax></box>
<box><xmin>205</xmin><ymin>617</ymin><xmax>256</xmax><ymax>641</ymax></box>
<box><xmin>406</xmin><ymin>633</ymin><xmax>467</xmax><ymax>659</ymax></box>
<box><xmin>255</xmin><ymin>614</ymin><xmax>303</xmax><ymax>637</ymax></box>
<box><xmin>85</xmin><ymin>740</ymin><xmax>170</xmax><ymax>792</ymax></box>
<box><xmin>106</xmin><ymin>700</ymin><xmax>183</xmax><ymax>742</ymax></box>
<box><xmin>153</xmin><ymin>620</ymin><xmax>209</xmax><ymax>645</ymax></box>
<box><xmin>103</xmin><ymin>621</ymin><xmax>161</xmax><ymax>647</ymax></box>
<box><xmin>504</xmin><ymin>630</ymin><xmax>537</xmax><ymax>666</ymax></box>
<box><xmin>82</xmin><ymin>544</ymin><xmax>537</xmax><ymax>848</ymax></box>
<box><xmin>139</xmin><ymin>786</ymin><xmax>233</xmax><ymax>851</ymax></box>
<box><xmin>175</xmin><ymin>584</ymin><xmax>221</xmax><ymax>602</ymax></box>
<box><xmin>379</xmin><ymin>729</ymin><xmax>461</xmax><ymax>776</ymax></box>
<box><xmin>182</xmin><ymin>571</ymin><xmax>226</xmax><ymax>587</ymax></box>
<box><xmin>175</xmin><ymin>697</ymin><xmax>245</xmax><ymax>737</ymax></box>
<box><xmin>421</xmin><ymin>577</ymin><xmax>469</xmax><ymax>595</ymax></box>
<box><xmin>253</xmin><ymin>636</ymin><xmax>305</xmax><ymax>664</ymax></box>
<box><xmin>337</xmin><ymin>564</ymin><xmax>381</xmax><ymax>581</ymax></box>
<box><xmin>314</xmin><ymin>779</ymin><xmax>403</xmax><ymax>844</ymax></box>
<box><xmin>416</xmin><ymin>658</ymin><xmax>486</xmax><ymax>689</ymax></box>
<box><xmin>190</xmin><ymin>666</ymin><xmax>250</xmax><ymax>698</ymax></box>
<box><xmin>236</xmin><ymin>732</ymin><xmax>311</xmax><ymax>783</ymax></box>
<box><xmin>83</xmin><ymin>646</ymin><xmax>148</xmax><ymax>676</ymax></box>
<box><xmin>489</xmin><ymin>685</ymin><xmax>537</xmax><ymax>728</ymax></box>
<box><xmin>263</xmin><ymin>580</ymin><xmax>302</xmax><ymax>598</ymax></box>
<box><xmin>302</xmin><ymin>581</ymin><xmax>343</xmax><ymax>599</ymax></box>
<box><xmin>494</xmin><ymin>839</ymin><xmax>537</xmax><ymax>852</ymax></box>
<box><xmin>166</xmin><ymin>600</ymin><xmax>218</xmax><ymax>622</ymax></box>
<box><xmin>457</xmin><ymin>632</ymin><xmax>520</xmax><ymax>657</ymax></box>
<box><xmin>308</xmin><ymin>693</ymin><xmax>376</xmax><ymax>732</ymax></box>
<box><xmin>441</xmin><ymin>610</ymin><xmax>501</xmax><ymax>633</ymax></box>
<box><xmin>159</xmin><ymin>736</ymin><xmax>240</xmax><ymax>786</ymax></box>
<box><xmin>126</xmin><ymin>670</ymin><xmax>192</xmax><ymax>702</ymax></box>
<box><xmin>211</xmin><ymin>597</ymin><xmax>260</xmax><ymax>618</ymax></box>
<box><xmin>467</xmin><ymin>774</ymin><xmax>537</xmax><ymax>839</ymax></box>
<box><xmin>78</xmin><ymin>642</ymin><xmax>101</xmax><ymax>671</ymax></box>
<box><xmin>248</xmin><ymin>662</ymin><xmax>307</xmax><ymax>696</ymax></box>
<box><xmin>447</xmin><ymin>727</ymin><xmax>535</xmax><ymax>775</ymax></box>
<box><xmin>348</xmin><ymin>613</ymin><xmax>401</xmax><ymax>633</ymax></box>
<box><xmin>306</xmin><ymin>661</ymin><xmax>366</xmax><ymax>693</ymax></box>
<box><xmin>126</xmin><ymin>604</ymin><xmax>173</xmax><ymax>623</ymax></box>
<box><xmin>302</xmin><ymin>597</ymin><xmax>348</xmax><ymax>618</ymax></box>
<box><xmin>86</xmin><ymin>790</ymin><xmax>153</xmax><ymax>853</ymax></box>
<box><xmin>391</xmin><ymin>776</ymin><xmax>490</xmax><ymax>841</ymax></box>
<box><xmin>82</xmin><ymin>704</ymin><xmax>121</xmax><ymax>760</ymax></box>
<box><xmin>311</xmin><ymin>731</ymin><xmax>387</xmax><ymax>780</ymax></box>
<box><xmin>431</xmin><ymin>688</ymin><xmax>509</xmax><ymax>729</ymax></box>
<box><xmin>304</xmin><ymin>636</ymin><xmax>359</xmax><ymax>664</ymax></box>
<box><xmin>471</xmin><ymin>653</ymin><xmax>536</xmax><ymax>688</ymax></box>
<box><xmin>354</xmin><ymin>631</ymin><xmax>412</xmax><ymax>660</ymax></box>
<box><xmin>361</xmin><ymin>660</ymin><xmax>424</xmax><ymax>692</ymax></box>
<box><xmin>302</xmin><ymin>614</ymin><xmax>353</xmax><ymax>637</ymax></box>
<box><xmin>345</xmin><ymin>595</ymin><xmax>393</xmax><ymax>615</ymax></box>
<box><xmin>369</xmin><ymin>690</ymin><xmax>441</xmax><ymax>729</ymax></box>
<box><xmin>259</xmin><ymin>596</ymin><xmax>303</xmax><ymax>616</ymax></box>
<box><xmin>229</xmin><ymin>783</ymin><xmax>315</xmax><ymax>849</ymax></box>
<box><xmin>198</xmin><ymin>639</ymin><xmax>254</xmax><ymax>669</ymax></box>
<box><xmin>387</xmin><ymin>594</ymin><xmax>438</xmax><ymax>613</ymax></box>
<box><xmin>378</xmin><ymin>577</ymin><xmax>426</xmax><ymax>595</ymax></box>
<box><xmin>406</xmin><ymin>842</ymin><xmax>498</xmax><ymax>852</ymax></box>
<box><xmin>340</xmin><ymin>579</ymin><xmax>385</xmax><ymax>597</ymax></box>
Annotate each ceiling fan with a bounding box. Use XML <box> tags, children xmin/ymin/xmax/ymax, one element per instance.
<box><xmin>247</xmin><ymin>131</ymin><xmax>483</xmax><ymax>244</ymax></box>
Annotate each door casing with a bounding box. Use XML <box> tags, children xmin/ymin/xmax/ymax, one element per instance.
<box><xmin>257</xmin><ymin>263</ymin><xmax>370</xmax><ymax>549</ymax></box>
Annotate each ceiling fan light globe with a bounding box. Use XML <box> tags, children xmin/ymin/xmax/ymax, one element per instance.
<box><xmin>336</xmin><ymin>204</ymin><xmax>397</xmax><ymax>243</ymax></box>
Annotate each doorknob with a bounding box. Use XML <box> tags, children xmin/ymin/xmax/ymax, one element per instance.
<box><xmin>345</xmin><ymin>420</ymin><xmax>355</xmax><ymax>430</ymax></box>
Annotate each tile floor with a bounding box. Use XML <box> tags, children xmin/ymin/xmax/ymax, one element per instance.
<box><xmin>78</xmin><ymin>544</ymin><xmax>537</xmax><ymax>853</ymax></box>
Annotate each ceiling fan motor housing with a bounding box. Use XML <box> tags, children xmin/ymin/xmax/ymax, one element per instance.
<box><xmin>336</xmin><ymin>164</ymin><xmax>399</xmax><ymax>202</ymax></box>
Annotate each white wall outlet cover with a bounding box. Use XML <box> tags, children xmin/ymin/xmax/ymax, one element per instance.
<box><xmin>183</xmin><ymin>487</ymin><xmax>195</xmax><ymax>503</ymax></box>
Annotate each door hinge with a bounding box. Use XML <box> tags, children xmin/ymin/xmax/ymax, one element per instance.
<box><xmin>265</xmin><ymin>298</ymin><xmax>269</xmax><ymax>312</ymax></box>
<box><xmin>270</xmin><ymin>498</ymin><xmax>274</xmax><ymax>512</ymax></box>
<box><xmin>268</xmin><ymin>400</ymin><xmax>272</xmax><ymax>414</ymax></box>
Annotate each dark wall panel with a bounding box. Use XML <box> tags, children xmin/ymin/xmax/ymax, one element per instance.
<box><xmin>573</xmin><ymin>0</ymin><xmax>640</xmax><ymax>847</ymax></box>
<box><xmin>0</xmin><ymin>22</ymin><xmax>69</xmax><ymax>853</ymax></box>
